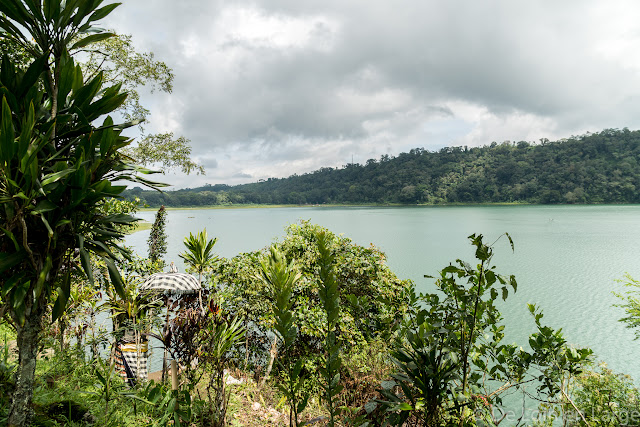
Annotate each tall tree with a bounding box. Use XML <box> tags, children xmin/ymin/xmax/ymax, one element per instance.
<box><xmin>82</xmin><ymin>33</ymin><xmax>204</xmax><ymax>175</ymax></box>
<box><xmin>0</xmin><ymin>1</ymin><xmax>162</xmax><ymax>425</ymax></box>
<box><xmin>1</xmin><ymin>19</ymin><xmax>204</xmax><ymax>176</ymax></box>
<box><xmin>148</xmin><ymin>205</ymin><xmax>168</xmax><ymax>264</ymax></box>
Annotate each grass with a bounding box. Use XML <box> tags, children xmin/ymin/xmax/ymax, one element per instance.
<box><xmin>127</xmin><ymin>221</ymin><xmax>152</xmax><ymax>234</ymax></box>
<box><xmin>0</xmin><ymin>318</ymin><xmax>393</xmax><ymax>426</ymax></box>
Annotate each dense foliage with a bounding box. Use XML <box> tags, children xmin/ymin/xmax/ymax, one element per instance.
<box><xmin>3</xmin><ymin>2</ymin><xmax>640</xmax><ymax>427</ymax></box>
<box><xmin>214</xmin><ymin>221</ymin><xmax>412</xmax><ymax>367</ymax></box>
<box><xmin>126</xmin><ymin>128</ymin><xmax>640</xmax><ymax>206</ymax></box>
<box><xmin>0</xmin><ymin>1</ymin><xmax>166</xmax><ymax>424</ymax></box>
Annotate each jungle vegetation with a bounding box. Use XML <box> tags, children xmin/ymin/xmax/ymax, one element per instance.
<box><xmin>126</xmin><ymin>128</ymin><xmax>640</xmax><ymax>207</ymax></box>
<box><xmin>2</xmin><ymin>1</ymin><xmax>640</xmax><ymax>426</ymax></box>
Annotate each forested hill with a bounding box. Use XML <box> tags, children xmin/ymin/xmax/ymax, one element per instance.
<box><xmin>125</xmin><ymin>128</ymin><xmax>640</xmax><ymax>206</ymax></box>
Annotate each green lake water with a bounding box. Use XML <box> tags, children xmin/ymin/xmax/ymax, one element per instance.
<box><xmin>124</xmin><ymin>205</ymin><xmax>640</xmax><ymax>390</ymax></box>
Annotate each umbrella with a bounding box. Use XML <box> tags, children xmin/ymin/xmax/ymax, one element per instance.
<box><xmin>139</xmin><ymin>272</ymin><xmax>201</xmax><ymax>294</ymax></box>
<box><xmin>139</xmin><ymin>262</ymin><xmax>203</xmax><ymax>383</ymax></box>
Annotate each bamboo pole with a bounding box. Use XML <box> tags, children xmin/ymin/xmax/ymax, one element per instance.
<box><xmin>171</xmin><ymin>359</ymin><xmax>178</xmax><ymax>391</ymax></box>
<box><xmin>162</xmin><ymin>298</ymin><xmax>171</xmax><ymax>383</ymax></box>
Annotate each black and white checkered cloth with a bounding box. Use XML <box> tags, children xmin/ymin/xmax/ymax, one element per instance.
<box><xmin>116</xmin><ymin>342</ymin><xmax>148</xmax><ymax>382</ymax></box>
<box><xmin>139</xmin><ymin>273</ymin><xmax>201</xmax><ymax>294</ymax></box>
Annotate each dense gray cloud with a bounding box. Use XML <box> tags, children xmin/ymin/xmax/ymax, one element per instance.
<box><xmin>106</xmin><ymin>0</ymin><xmax>640</xmax><ymax>188</ymax></box>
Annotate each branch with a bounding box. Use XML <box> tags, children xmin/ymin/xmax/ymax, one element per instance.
<box><xmin>19</xmin><ymin>214</ymin><xmax>37</xmax><ymax>270</ymax></box>
<box><xmin>560</xmin><ymin>387</ymin><xmax>589</xmax><ymax>426</ymax></box>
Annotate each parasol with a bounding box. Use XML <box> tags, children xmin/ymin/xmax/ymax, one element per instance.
<box><xmin>139</xmin><ymin>262</ymin><xmax>203</xmax><ymax>383</ymax></box>
<box><xmin>139</xmin><ymin>272</ymin><xmax>201</xmax><ymax>294</ymax></box>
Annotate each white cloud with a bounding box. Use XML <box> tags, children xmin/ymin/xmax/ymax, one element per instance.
<box><xmin>104</xmin><ymin>0</ymin><xmax>640</xmax><ymax>188</ymax></box>
<box><xmin>214</xmin><ymin>6</ymin><xmax>340</xmax><ymax>52</ymax></box>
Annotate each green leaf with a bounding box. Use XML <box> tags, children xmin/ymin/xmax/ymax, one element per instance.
<box><xmin>296</xmin><ymin>393</ymin><xmax>309</xmax><ymax>414</ymax></box>
<box><xmin>0</xmin><ymin>250</ymin><xmax>26</xmax><ymax>273</ymax></box>
<box><xmin>1</xmin><ymin>272</ymin><xmax>25</xmax><ymax>298</ymax></box>
<box><xmin>394</xmin><ymin>402</ymin><xmax>413</xmax><ymax>411</ymax></box>
<box><xmin>43</xmin><ymin>0</ymin><xmax>60</xmax><ymax>22</ymax></box>
<box><xmin>32</xmin><ymin>199</ymin><xmax>57</xmax><ymax>214</ymax></box>
<box><xmin>10</xmin><ymin>279</ymin><xmax>29</xmax><ymax>326</ymax></box>
<box><xmin>0</xmin><ymin>226</ymin><xmax>20</xmax><ymax>251</ymax></box>
<box><xmin>78</xmin><ymin>238</ymin><xmax>94</xmax><ymax>285</ymax></box>
<box><xmin>510</xmin><ymin>275</ymin><xmax>517</xmax><ymax>292</ymax></box>
<box><xmin>17</xmin><ymin>54</ymin><xmax>46</xmax><ymax>97</ymax></box>
<box><xmin>41</xmin><ymin>168</ymin><xmax>75</xmax><ymax>187</ymax></box>
<box><xmin>0</xmin><ymin>0</ymin><xmax>32</xmax><ymax>24</ymax></box>
<box><xmin>22</xmin><ymin>0</ymin><xmax>44</xmax><ymax>22</ymax></box>
<box><xmin>0</xmin><ymin>96</ymin><xmax>15</xmax><ymax>162</ymax></box>
<box><xmin>104</xmin><ymin>256</ymin><xmax>126</xmax><ymax>299</ymax></box>
<box><xmin>87</xmin><ymin>3</ymin><xmax>120</xmax><ymax>22</ymax></box>
<box><xmin>33</xmin><ymin>255</ymin><xmax>52</xmax><ymax>299</ymax></box>
<box><xmin>52</xmin><ymin>270</ymin><xmax>71</xmax><ymax>322</ymax></box>
<box><xmin>71</xmin><ymin>32</ymin><xmax>114</xmax><ymax>49</ymax></box>
<box><xmin>381</xmin><ymin>380</ymin><xmax>396</xmax><ymax>390</ymax></box>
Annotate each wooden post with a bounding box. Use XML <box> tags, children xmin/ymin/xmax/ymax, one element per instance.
<box><xmin>162</xmin><ymin>298</ymin><xmax>171</xmax><ymax>383</ymax></box>
<box><xmin>171</xmin><ymin>359</ymin><xmax>178</xmax><ymax>391</ymax></box>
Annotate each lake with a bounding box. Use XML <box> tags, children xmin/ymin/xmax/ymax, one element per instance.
<box><xmin>124</xmin><ymin>205</ymin><xmax>640</xmax><ymax>385</ymax></box>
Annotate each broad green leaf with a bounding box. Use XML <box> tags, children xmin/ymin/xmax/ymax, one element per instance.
<box><xmin>43</xmin><ymin>0</ymin><xmax>60</xmax><ymax>22</ymax></box>
<box><xmin>40</xmin><ymin>215</ymin><xmax>53</xmax><ymax>238</ymax></box>
<box><xmin>10</xmin><ymin>279</ymin><xmax>30</xmax><ymax>326</ymax></box>
<box><xmin>32</xmin><ymin>199</ymin><xmax>57</xmax><ymax>214</ymax></box>
<box><xmin>393</xmin><ymin>402</ymin><xmax>413</xmax><ymax>411</ymax></box>
<box><xmin>104</xmin><ymin>256</ymin><xmax>126</xmax><ymax>299</ymax></box>
<box><xmin>33</xmin><ymin>255</ymin><xmax>52</xmax><ymax>299</ymax></box>
<box><xmin>52</xmin><ymin>270</ymin><xmax>71</xmax><ymax>321</ymax></box>
<box><xmin>1</xmin><ymin>272</ymin><xmax>25</xmax><ymax>298</ymax></box>
<box><xmin>71</xmin><ymin>32</ymin><xmax>114</xmax><ymax>49</ymax></box>
<box><xmin>41</xmin><ymin>168</ymin><xmax>75</xmax><ymax>187</ymax></box>
<box><xmin>78</xmin><ymin>236</ymin><xmax>94</xmax><ymax>286</ymax></box>
<box><xmin>85</xmin><ymin>91</ymin><xmax>127</xmax><ymax>119</ymax></box>
<box><xmin>0</xmin><ymin>250</ymin><xmax>26</xmax><ymax>273</ymax></box>
<box><xmin>0</xmin><ymin>0</ymin><xmax>32</xmax><ymax>24</ymax></box>
<box><xmin>21</xmin><ymin>0</ymin><xmax>44</xmax><ymax>21</ymax></box>
<box><xmin>17</xmin><ymin>54</ymin><xmax>46</xmax><ymax>97</ymax></box>
<box><xmin>18</xmin><ymin>102</ymin><xmax>35</xmax><ymax>160</ymax></box>
<box><xmin>72</xmin><ymin>71</ymin><xmax>103</xmax><ymax>107</ymax></box>
<box><xmin>87</xmin><ymin>3</ymin><xmax>120</xmax><ymax>22</ymax></box>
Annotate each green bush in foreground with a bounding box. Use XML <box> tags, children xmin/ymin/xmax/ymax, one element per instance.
<box><xmin>215</xmin><ymin>221</ymin><xmax>413</xmax><ymax>378</ymax></box>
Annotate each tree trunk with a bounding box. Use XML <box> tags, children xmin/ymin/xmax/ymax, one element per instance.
<box><xmin>260</xmin><ymin>335</ymin><xmax>278</xmax><ymax>387</ymax></box>
<box><xmin>162</xmin><ymin>300</ymin><xmax>171</xmax><ymax>383</ymax></box>
<box><xmin>90</xmin><ymin>308</ymin><xmax>98</xmax><ymax>359</ymax></box>
<box><xmin>59</xmin><ymin>320</ymin><xmax>65</xmax><ymax>354</ymax></box>
<box><xmin>8</xmin><ymin>306</ymin><xmax>44</xmax><ymax>427</ymax></box>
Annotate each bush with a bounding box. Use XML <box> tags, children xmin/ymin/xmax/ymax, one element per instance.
<box><xmin>214</xmin><ymin>221</ymin><xmax>413</xmax><ymax>374</ymax></box>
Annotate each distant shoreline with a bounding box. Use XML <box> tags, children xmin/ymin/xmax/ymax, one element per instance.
<box><xmin>136</xmin><ymin>201</ymin><xmax>640</xmax><ymax>212</ymax></box>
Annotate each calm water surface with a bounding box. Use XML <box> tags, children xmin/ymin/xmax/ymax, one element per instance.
<box><xmin>125</xmin><ymin>205</ymin><xmax>640</xmax><ymax>384</ymax></box>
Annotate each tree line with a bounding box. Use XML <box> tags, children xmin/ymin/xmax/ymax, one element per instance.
<box><xmin>127</xmin><ymin>128</ymin><xmax>640</xmax><ymax>206</ymax></box>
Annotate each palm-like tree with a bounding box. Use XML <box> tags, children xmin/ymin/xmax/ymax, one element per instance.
<box><xmin>179</xmin><ymin>229</ymin><xmax>218</xmax><ymax>286</ymax></box>
<box><xmin>0</xmin><ymin>2</ymin><xmax>163</xmax><ymax>423</ymax></box>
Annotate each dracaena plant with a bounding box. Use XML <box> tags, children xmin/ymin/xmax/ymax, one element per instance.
<box><xmin>316</xmin><ymin>230</ymin><xmax>343</xmax><ymax>426</ymax></box>
<box><xmin>0</xmin><ymin>1</ymin><xmax>163</xmax><ymax>425</ymax></box>
<box><xmin>258</xmin><ymin>246</ymin><xmax>309</xmax><ymax>427</ymax></box>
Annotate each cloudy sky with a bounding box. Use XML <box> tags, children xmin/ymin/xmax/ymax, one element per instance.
<box><xmin>107</xmin><ymin>0</ymin><xmax>640</xmax><ymax>188</ymax></box>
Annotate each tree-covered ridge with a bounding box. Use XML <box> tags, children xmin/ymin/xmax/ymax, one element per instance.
<box><xmin>128</xmin><ymin>128</ymin><xmax>640</xmax><ymax>206</ymax></box>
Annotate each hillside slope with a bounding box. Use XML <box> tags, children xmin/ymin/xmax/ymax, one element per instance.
<box><xmin>126</xmin><ymin>128</ymin><xmax>640</xmax><ymax>206</ymax></box>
